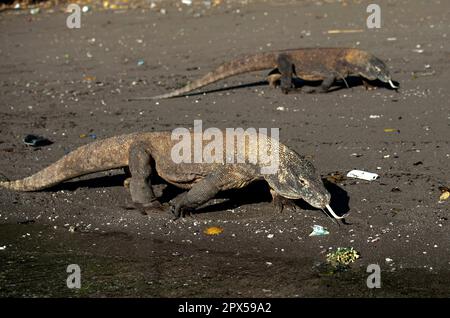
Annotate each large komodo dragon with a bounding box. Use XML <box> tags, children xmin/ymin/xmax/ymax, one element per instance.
<box><xmin>148</xmin><ymin>47</ymin><xmax>398</xmax><ymax>99</ymax></box>
<box><xmin>0</xmin><ymin>131</ymin><xmax>342</xmax><ymax>220</ymax></box>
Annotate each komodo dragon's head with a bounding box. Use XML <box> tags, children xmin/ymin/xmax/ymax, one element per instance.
<box><xmin>360</xmin><ymin>55</ymin><xmax>398</xmax><ymax>89</ymax></box>
<box><xmin>346</xmin><ymin>50</ymin><xmax>398</xmax><ymax>89</ymax></box>
<box><xmin>262</xmin><ymin>149</ymin><xmax>342</xmax><ymax>219</ymax></box>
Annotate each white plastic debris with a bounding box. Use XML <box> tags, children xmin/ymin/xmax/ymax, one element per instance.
<box><xmin>0</xmin><ymin>245</ymin><xmax>6</xmax><ymax>250</ymax></box>
<box><xmin>309</xmin><ymin>225</ymin><xmax>329</xmax><ymax>237</ymax></box>
<box><xmin>347</xmin><ymin>170</ymin><xmax>379</xmax><ymax>181</ymax></box>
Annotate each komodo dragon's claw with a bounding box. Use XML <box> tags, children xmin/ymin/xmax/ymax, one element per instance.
<box><xmin>169</xmin><ymin>200</ymin><xmax>196</xmax><ymax>219</ymax></box>
<box><xmin>170</xmin><ymin>201</ymin><xmax>187</xmax><ymax>219</ymax></box>
<box><xmin>271</xmin><ymin>191</ymin><xmax>299</xmax><ymax>213</ymax></box>
<box><xmin>170</xmin><ymin>204</ymin><xmax>181</xmax><ymax>219</ymax></box>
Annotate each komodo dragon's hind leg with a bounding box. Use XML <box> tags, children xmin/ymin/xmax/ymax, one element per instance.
<box><xmin>123</xmin><ymin>166</ymin><xmax>131</xmax><ymax>188</ymax></box>
<box><xmin>266</xmin><ymin>68</ymin><xmax>282</xmax><ymax>88</ymax></box>
<box><xmin>128</xmin><ymin>141</ymin><xmax>162</xmax><ymax>212</ymax></box>
<box><xmin>277</xmin><ymin>54</ymin><xmax>295</xmax><ymax>94</ymax></box>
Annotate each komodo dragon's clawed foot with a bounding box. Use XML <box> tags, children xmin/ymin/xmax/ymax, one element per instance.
<box><xmin>362</xmin><ymin>79</ymin><xmax>377</xmax><ymax>90</ymax></box>
<box><xmin>169</xmin><ymin>203</ymin><xmax>194</xmax><ymax>219</ymax></box>
<box><xmin>169</xmin><ymin>193</ymin><xmax>194</xmax><ymax>219</ymax></box>
<box><xmin>304</xmin><ymin>75</ymin><xmax>336</xmax><ymax>94</ymax></box>
<box><xmin>280</xmin><ymin>83</ymin><xmax>294</xmax><ymax>94</ymax></box>
<box><xmin>266</xmin><ymin>73</ymin><xmax>281</xmax><ymax>88</ymax></box>
<box><xmin>303</xmin><ymin>87</ymin><xmax>317</xmax><ymax>94</ymax></box>
<box><xmin>304</xmin><ymin>86</ymin><xmax>329</xmax><ymax>94</ymax></box>
<box><xmin>169</xmin><ymin>205</ymin><xmax>193</xmax><ymax>219</ymax></box>
<box><xmin>271</xmin><ymin>190</ymin><xmax>299</xmax><ymax>213</ymax></box>
<box><xmin>169</xmin><ymin>173</ymin><xmax>222</xmax><ymax>219</ymax></box>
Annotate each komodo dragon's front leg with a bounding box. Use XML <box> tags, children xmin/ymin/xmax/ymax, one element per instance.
<box><xmin>128</xmin><ymin>141</ymin><xmax>162</xmax><ymax>211</ymax></box>
<box><xmin>169</xmin><ymin>165</ymin><xmax>256</xmax><ymax>218</ymax></box>
<box><xmin>277</xmin><ymin>53</ymin><xmax>295</xmax><ymax>94</ymax></box>
<box><xmin>270</xmin><ymin>189</ymin><xmax>300</xmax><ymax>213</ymax></box>
<box><xmin>169</xmin><ymin>176</ymin><xmax>220</xmax><ymax>218</ymax></box>
<box><xmin>169</xmin><ymin>168</ymin><xmax>230</xmax><ymax>218</ymax></box>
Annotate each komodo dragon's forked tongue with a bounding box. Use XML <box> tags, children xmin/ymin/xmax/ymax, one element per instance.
<box><xmin>324</xmin><ymin>204</ymin><xmax>344</xmax><ymax>220</ymax></box>
<box><xmin>389</xmin><ymin>80</ymin><xmax>398</xmax><ymax>89</ymax></box>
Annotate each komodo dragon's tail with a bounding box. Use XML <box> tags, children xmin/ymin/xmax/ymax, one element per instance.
<box><xmin>0</xmin><ymin>134</ymin><xmax>138</xmax><ymax>192</ymax></box>
<box><xmin>151</xmin><ymin>52</ymin><xmax>278</xmax><ymax>100</ymax></box>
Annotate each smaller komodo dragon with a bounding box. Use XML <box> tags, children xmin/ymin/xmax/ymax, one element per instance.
<box><xmin>145</xmin><ymin>47</ymin><xmax>397</xmax><ymax>99</ymax></box>
<box><xmin>0</xmin><ymin>131</ymin><xmax>342</xmax><ymax>220</ymax></box>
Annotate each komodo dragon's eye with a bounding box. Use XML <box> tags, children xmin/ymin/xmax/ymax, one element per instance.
<box><xmin>299</xmin><ymin>178</ymin><xmax>309</xmax><ymax>186</ymax></box>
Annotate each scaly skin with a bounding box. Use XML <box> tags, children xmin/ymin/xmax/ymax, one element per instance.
<box><xmin>0</xmin><ymin>131</ymin><xmax>333</xmax><ymax>218</ymax></box>
<box><xmin>148</xmin><ymin>47</ymin><xmax>397</xmax><ymax>99</ymax></box>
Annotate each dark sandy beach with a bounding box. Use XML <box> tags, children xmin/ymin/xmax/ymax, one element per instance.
<box><xmin>0</xmin><ymin>0</ymin><xmax>449</xmax><ymax>297</ymax></box>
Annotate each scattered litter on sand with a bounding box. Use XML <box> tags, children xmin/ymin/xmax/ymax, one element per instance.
<box><xmin>346</xmin><ymin>170</ymin><xmax>379</xmax><ymax>181</ymax></box>
<box><xmin>439</xmin><ymin>187</ymin><xmax>450</xmax><ymax>202</ymax></box>
<box><xmin>203</xmin><ymin>226</ymin><xmax>223</xmax><ymax>235</ymax></box>
<box><xmin>326</xmin><ymin>29</ymin><xmax>363</xmax><ymax>34</ymax></box>
<box><xmin>309</xmin><ymin>225</ymin><xmax>329</xmax><ymax>237</ymax></box>
<box><xmin>23</xmin><ymin>135</ymin><xmax>53</xmax><ymax>147</ymax></box>
<box><xmin>384</xmin><ymin>128</ymin><xmax>400</xmax><ymax>133</ymax></box>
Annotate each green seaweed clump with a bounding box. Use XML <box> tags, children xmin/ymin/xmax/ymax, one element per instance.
<box><xmin>326</xmin><ymin>247</ymin><xmax>360</xmax><ymax>268</ymax></box>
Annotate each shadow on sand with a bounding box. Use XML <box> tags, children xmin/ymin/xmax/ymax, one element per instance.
<box><xmin>151</xmin><ymin>76</ymin><xmax>399</xmax><ymax>98</ymax></box>
<box><xmin>46</xmin><ymin>172</ymin><xmax>350</xmax><ymax>220</ymax></box>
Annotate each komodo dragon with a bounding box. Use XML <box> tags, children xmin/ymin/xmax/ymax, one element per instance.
<box><xmin>145</xmin><ymin>47</ymin><xmax>397</xmax><ymax>99</ymax></box>
<box><xmin>0</xmin><ymin>131</ymin><xmax>342</xmax><ymax>220</ymax></box>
